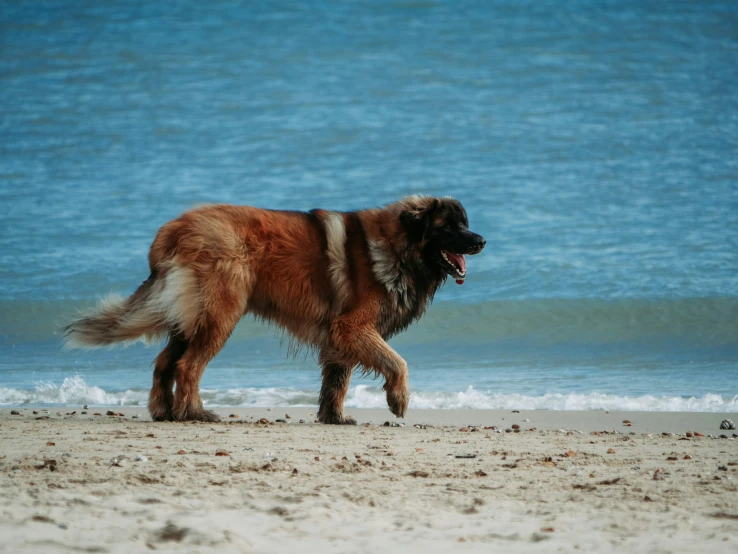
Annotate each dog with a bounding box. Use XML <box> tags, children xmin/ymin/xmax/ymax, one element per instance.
<box><xmin>64</xmin><ymin>196</ymin><xmax>485</xmax><ymax>423</ymax></box>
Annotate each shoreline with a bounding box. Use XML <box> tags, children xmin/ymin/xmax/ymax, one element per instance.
<box><xmin>3</xmin><ymin>406</ymin><xmax>737</xmax><ymax>434</ymax></box>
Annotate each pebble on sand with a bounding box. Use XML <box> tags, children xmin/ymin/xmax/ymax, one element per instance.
<box><xmin>46</xmin><ymin>442</ymin><xmax>55</xmax><ymax>447</ymax></box>
<box><xmin>607</xmin><ymin>448</ymin><xmax>616</xmax><ymax>454</ymax></box>
<box><xmin>720</xmin><ymin>419</ymin><xmax>735</xmax><ymax>430</ymax></box>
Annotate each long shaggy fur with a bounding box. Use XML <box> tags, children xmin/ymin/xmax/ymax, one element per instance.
<box><xmin>63</xmin><ymin>197</ymin><xmax>483</xmax><ymax>424</ymax></box>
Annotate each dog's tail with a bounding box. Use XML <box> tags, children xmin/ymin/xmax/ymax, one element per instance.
<box><xmin>63</xmin><ymin>275</ymin><xmax>169</xmax><ymax>349</ymax></box>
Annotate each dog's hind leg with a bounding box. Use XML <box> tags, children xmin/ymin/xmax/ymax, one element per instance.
<box><xmin>171</xmin><ymin>313</ymin><xmax>241</xmax><ymax>422</ymax></box>
<box><xmin>317</xmin><ymin>349</ymin><xmax>357</xmax><ymax>425</ymax></box>
<box><xmin>171</xmin><ymin>266</ymin><xmax>249</xmax><ymax>422</ymax></box>
<box><xmin>149</xmin><ymin>334</ymin><xmax>188</xmax><ymax>421</ymax></box>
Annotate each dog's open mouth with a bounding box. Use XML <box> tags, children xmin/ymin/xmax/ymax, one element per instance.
<box><xmin>441</xmin><ymin>251</ymin><xmax>467</xmax><ymax>283</ymax></box>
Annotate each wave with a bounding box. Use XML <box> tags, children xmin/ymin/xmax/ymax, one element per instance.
<box><xmin>2</xmin><ymin>376</ymin><xmax>736</xmax><ymax>413</ymax></box>
<box><xmin>2</xmin><ymin>296</ymin><xmax>737</xmax><ymax>346</ymax></box>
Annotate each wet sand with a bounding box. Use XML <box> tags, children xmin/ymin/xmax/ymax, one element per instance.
<box><xmin>1</xmin><ymin>407</ymin><xmax>736</xmax><ymax>553</ymax></box>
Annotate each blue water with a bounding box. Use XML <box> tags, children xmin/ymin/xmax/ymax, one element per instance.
<box><xmin>1</xmin><ymin>1</ymin><xmax>737</xmax><ymax>411</ymax></box>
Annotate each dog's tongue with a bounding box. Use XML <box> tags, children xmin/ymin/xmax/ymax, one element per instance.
<box><xmin>446</xmin><ymin>252</ymin><xmax>466</xmax><ymax>273</ymax></box>
<box><xmin>445</xmin><ymin>252</ymin><xmax>466</xmax><ymax>285</ymax></box>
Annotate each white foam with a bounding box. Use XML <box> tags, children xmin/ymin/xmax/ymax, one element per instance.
<box><xmin>1</xmin><ymin>378</ymin><xmax>736</xmax><ymax>412</ymax></box>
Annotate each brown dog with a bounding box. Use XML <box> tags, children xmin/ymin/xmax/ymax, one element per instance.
<box><xmin>64</xmin><ymin>196</ymin><xmax>485</xmax><ymax>423</ymax></box>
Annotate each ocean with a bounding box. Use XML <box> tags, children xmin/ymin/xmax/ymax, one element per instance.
<box><xmin>1</xmin><ymin>0</ymin><xmax>737</xmax><ymax>412</ymax></box>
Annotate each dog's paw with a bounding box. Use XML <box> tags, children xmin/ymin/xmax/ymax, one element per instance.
<box><xmin>386</xmin><ymin>386</ymin><xmax>409</xmax><ymax>419</ymax></box>
<box><xmin>174</xmin><ymin>408</ymin><xmax>221</xmax><ymax>423</ymax></box>
<box><xmin>318</xmin><ymin>411</ymin><xmax>357</xmax><ymax>425</ymax></box>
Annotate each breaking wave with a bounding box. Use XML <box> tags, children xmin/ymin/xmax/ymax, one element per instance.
<box><xmin>1</xmin><ymin>376</ymin><xmax>736</xmax><ymax>413</ymax></box>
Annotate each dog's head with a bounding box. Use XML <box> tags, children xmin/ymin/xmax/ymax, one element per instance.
<box><xmin>400</xmin><ymin>196</ymin><xmax>485</xmax><ymax>284</ymax></box>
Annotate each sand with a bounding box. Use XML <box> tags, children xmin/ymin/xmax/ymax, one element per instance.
<box><xmin>1</xmin><ymin>407</ymin><xmax>736</xmax><ymax>553</ymax></box>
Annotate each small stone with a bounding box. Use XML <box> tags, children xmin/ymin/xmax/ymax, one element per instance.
<box><xmin>541</xmin><ymin>527</ymin><xmax>555</xmax><ymax>533</ymax></box>
<box><xmin>475</xmin><ymin>470</ymin><xmax>488</xmax><ymax>477</ymax></box>
<box><xmin>266</xmin><ymin>408</ymin><xmax>273</xmax><ymax>411</ymax></box>
<box><xmin>653</xmin><ymin>469</ymin><xmax>664</xmax><ymax>480</ymax></box>
<box><xmin>133</xmin><ymin>455</ymin><xmax>148</xmax><ymax>462</ymax></box>
<box><xmin>694</xmin><ymin>432</ymin><xmax>704</xmax><ymax>437</ymax></box>
<box><xmin>314</xmin><ymin>456</ymin><xmax>320</xmax><ymax>462</ymax></box>
<box><xmin>299</xmin><ymin>419</ymin><xmax>305</xmax><ymax>424</ymax></box>
<box><xmin>106</xmin><ymin>411</ymin><xmax>116</xmax><ymax>416</ymax></box>
<box><xmin>511</xmin><ymin>424</ymin><xmax>520</xmax><ymax>429</ymax></box>
<box><xmin>257</xmin><ymin>418</ymin><xmax>270</xmax><ymax>424</ymax></box>
<box><xmin>565</xmin><ymin>451</ymin><xmax>576</xmax><ymax>457</ymax></box>
<box><xmin>285</xmin><ymin>414</ymin><xmax>291</xmax><ymax>419</ymax></box>
<box><xmin>46</xmin><ymin>442</ymin><xmax>55</xmax><ymax>447</ymax></box>
<box><xmin>215</xmin><ymin>450</ymin><xmax>229</xmax><ymax>456</ymax></box>
<box><xmin>292</xmin><ymin>468</ymin><xmax>298</xmax><ymax>475</ymax></box>
<box><xmin>607</xmin><ymin>448</ymin><xmax>616</xmax><ymax>454</ymax></box>
<box><xmin>10</xmin><ymin>410</ymin><xmax>20</xmax><ymax>415</ymax></box>
<box><xmin>275</xmin><ymin>419</ymin><xmax>287</xmax><ymax>423</ymax></box>
<box><xmin>720</xmin><ymin>419</ymin><xmax>735</xmax><ymax>430</ymax></box>
<box><xmin>459</xmin><ymin>427</ymin><xmax>470</xmax><ymax>432</ymax></box>
<box><xmin>229</xmin><ymin>414</ymin><xmax>239</xmax><ymax>418</ymax></box>
<box><xmin>455</xmin><ymin>454</ymin><xmax>477</xmax><ymax>459</ymax></box>
<box><xmin>666</xmin><ymin>456</ymin><xmax>678</xmax><ymax>461</ymax></box>
<box><xmin>177</xmin><ymin>450</ymin><xmax>186</xmax><ymax>455</ymax></box>
<box><xmin>683</xmin><ymin>455</ymin><xmax>692</xmax><ymax>460</ymax></box>
<box><xmin>110</xmin><ymin>455</ymin><xmax>127</xmax><ymax>467</ymax></box>
<box><xmin>415</xmin><ymin>448</ymin><xmax>424</xmax><ymax>453</ymax></box>
<box><xmin>622</xmin><ymin>420</ymin><xmax>631</xmax><ymax>424</ymax></box>
<box><xmin>131</xmin><ymin>414</ymin><xmax>139</xmax><ymax>419</ymax></box>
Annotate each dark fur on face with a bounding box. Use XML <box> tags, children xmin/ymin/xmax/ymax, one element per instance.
<box><xmin>400</xmin><ymin>197</ymin><xmax>486</xmax><ymax>284</ymax></box>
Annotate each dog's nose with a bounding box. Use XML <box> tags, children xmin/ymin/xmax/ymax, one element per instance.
<box><xmin>476</xmin><ymin>236</ymin><xmax>486</xmax><ymax>249</ymax></box>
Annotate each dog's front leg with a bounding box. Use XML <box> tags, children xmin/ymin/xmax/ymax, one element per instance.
<box><xmin>331</xmin><ymin>321</ymin><xmax>409</xmax><ymax>418</ymax></box>
<box><xmin>317</xmin><ymin>348</ymin><xmax>358</xmax><ymax>425</ymax></box>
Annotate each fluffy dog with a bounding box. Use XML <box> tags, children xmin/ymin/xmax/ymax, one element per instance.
<box><xmin>64</xmin><ymin>196</ymin><xmax>485</xmax><ymax>423</ymax></box>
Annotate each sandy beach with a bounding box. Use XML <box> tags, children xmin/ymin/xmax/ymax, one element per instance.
<box><xmin>1</xmin><ymin>407</ymin><xmax>736</xmax><ymax>553</ymax></box>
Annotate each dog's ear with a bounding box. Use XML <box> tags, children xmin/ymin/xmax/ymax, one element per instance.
<box><xmin>400</xmin><ymin>197</ymin><xmax>440</xmax><ymax>243</ymax></box>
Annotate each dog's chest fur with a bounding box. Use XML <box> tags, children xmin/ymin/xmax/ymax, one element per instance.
<box><xmin>368</xmin><ymin>241</ymin><xmax>442</xmax><ymax>340</ymax></box>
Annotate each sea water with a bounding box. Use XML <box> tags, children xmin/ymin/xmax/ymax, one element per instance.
<box><xmin>1</xmin><ymin>1</ymin><xmax>737</xmax><ymax>411</ymax></box>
